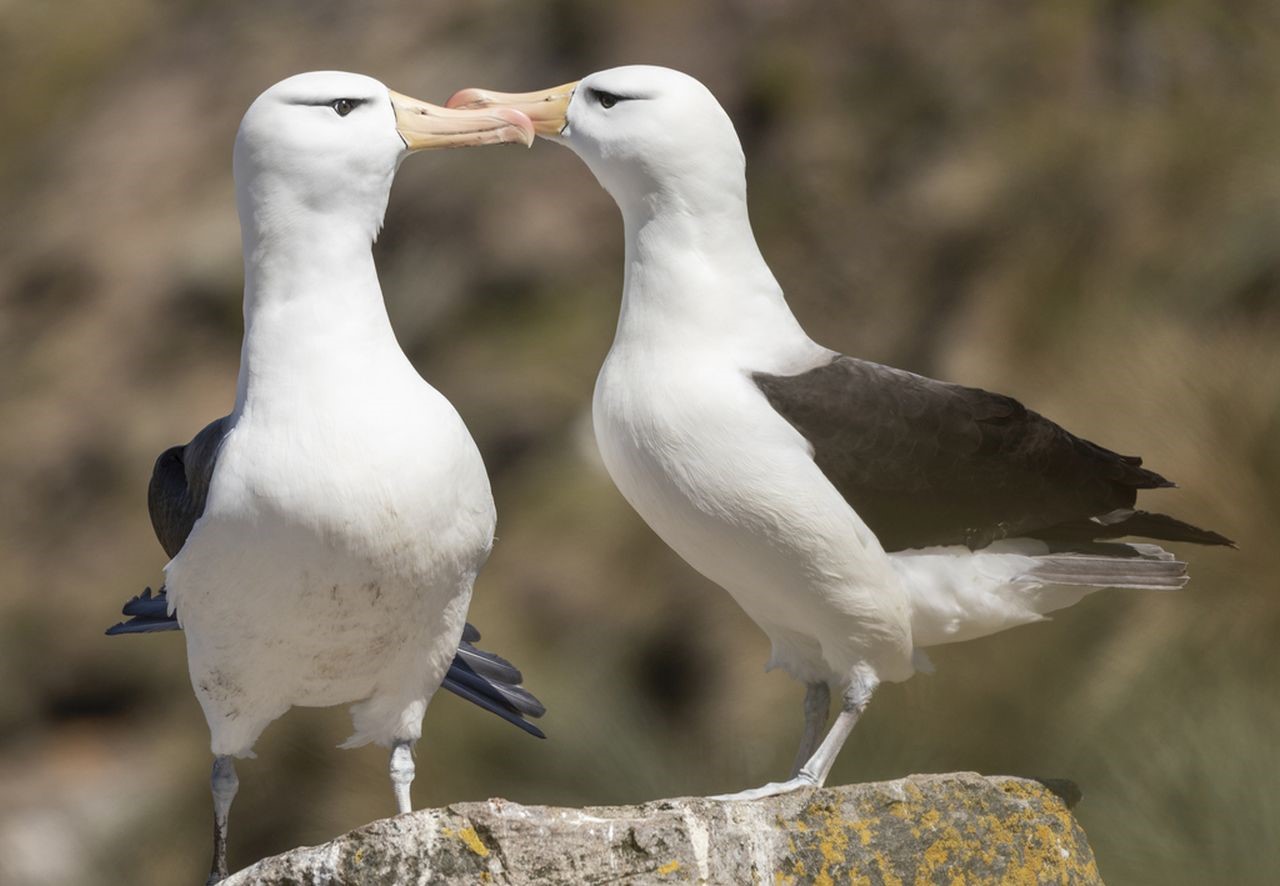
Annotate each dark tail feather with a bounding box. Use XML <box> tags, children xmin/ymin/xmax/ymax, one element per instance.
<box><xmin>105</xmin><ymin>587</ymin><xmax>180</xmax><ymax>635</ymax></box>
<box><xmin>442</xmin><ymin>658</ymin><xmax>546</xmax><ymax>739</ymax></box>
<box><xmin>446</xmin><ymin>655</ymin><xmax>546</xmax><ymax>718</ymax></box>
<box><xmin>455</xmin><ymin>640</ymin><xmax>523</xmax><ymax>685</ymax></box>
<box><xmin>441</xmin><ymin>626</ymin><xmax>547</xmax><ymax>738</ymax></box>
<box><xmin>448</xmin><ymin>624</ymin><xmax>547</xmax><ymax>735</ymax></box>
<box><xmin>105</xmin><ymin>616</ymin><xmax>180</xmax><ymax>635</ymax></box>
<box><xmin>1033</xmin><ymin>509</ymin><xmax>1234</xmax><ymax>548</ymax></box>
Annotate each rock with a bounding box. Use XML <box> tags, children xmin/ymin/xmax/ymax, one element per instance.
<box><xmin>224</xmin><ymin>772</ymin><xmax>1103</xmax><ymax>885</ymax></box>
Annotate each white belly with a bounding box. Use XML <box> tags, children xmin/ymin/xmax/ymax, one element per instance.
<box><xmin>167</xmin><ymin>376</ymin><xmax>495</xmax><ymax>755</ymax></box>
<box><xmin>592</xmin><ymin>350</ymin><xmax>914</xmax><ymax>685</ymax></box>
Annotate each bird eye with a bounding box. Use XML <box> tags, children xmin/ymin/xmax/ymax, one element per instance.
<box><xmin>332</xmin><ymin>98</ymin><xmax>356</xmax><ymax>117</ymax></box>
<box><xmin>593</xmin><ymin>90</ymin><xmax>621</xmax><ymax>109</ymax></box>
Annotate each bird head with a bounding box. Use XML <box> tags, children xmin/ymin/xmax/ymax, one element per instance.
<box><xmin>234</xmin><ymin>71</ymin><xmax>534</xmax><ymax>243</ymax></box>
<box><xmin>446</xmin><ymin>66</ymin><xmax>746</xmax><ymax>217</ymax></box>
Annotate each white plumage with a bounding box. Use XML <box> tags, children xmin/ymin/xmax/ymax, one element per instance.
<box><xmin>113</xmin><ymin>71</ymin><xmax>536</xmax><ymax>881</ymax></box>
<box><xmin>448</xmin><ymin>65</ymin><xmax>1227</xmax><ymax>800</ymax></box>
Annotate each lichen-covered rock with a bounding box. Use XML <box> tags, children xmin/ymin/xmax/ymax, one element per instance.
<box><xmin>224</xmin><ymin>772</ymin><xmax>1102</xmax><ymax>885</ymax></box>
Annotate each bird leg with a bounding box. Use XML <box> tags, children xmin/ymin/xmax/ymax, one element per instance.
<box><xmin>790</xmin><ymin>682</ymin><xmax>831</xmax><ymax>778</ymax></box>
<box><xmin>207</xmin><ymin>755</ymin><xmax>239</xmax><ymax>885</ymax></box>
<box><xmin>389</xmin><ymin>739</ymin><xmax>415</xmax><ymax>814</ymax></box>
<box><xmin>713</xmin><ymin>671</ymin><xmax>878</xmax><ymax>802</ymax></box>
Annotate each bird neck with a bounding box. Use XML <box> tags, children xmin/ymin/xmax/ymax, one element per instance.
<box><xmin>613</xmin><ymin>189</ymin><xmax>807</xmax><ymax>357</ymax></box>
<box><xmin>233</xmin><ymin>211</ymin><xmax>403</xmax><ymax>418</ymax></box>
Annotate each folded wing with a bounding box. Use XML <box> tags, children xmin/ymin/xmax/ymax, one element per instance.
<box><xmin>754</xmin><ymin>356</ymin><xmax>1231</xmax><ymax>552</ymax></box>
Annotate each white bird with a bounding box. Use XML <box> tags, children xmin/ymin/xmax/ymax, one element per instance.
<box><xmin>106</xmin><ymin>71</ymin><xmax>543</xmax><ymax>882</ymax></box>
<box><xmin>448</xmin><ymin>66</ymin><xmax>1231</xmax><ymax>800</ymax></box>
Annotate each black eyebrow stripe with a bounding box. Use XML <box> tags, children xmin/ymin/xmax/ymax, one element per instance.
<box><xmin>290</xmin><ymin>97</ymin><xmax>371</xmax><ymax>107</ymax></box>
<box><xmin>588</xmin><ymin>88</ymin><xmax>650</xmax><ymax>102</ymax></box>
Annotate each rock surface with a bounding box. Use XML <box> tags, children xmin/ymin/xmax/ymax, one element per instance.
<box><xmin>224</xmin><ymin>772</ymin><xmax>1102</xmax><ymax>885</ymax></box>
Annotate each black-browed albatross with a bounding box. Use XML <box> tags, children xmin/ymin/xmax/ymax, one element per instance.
<box><xmin>449</xmin><ymin>65</ymin><xmax>1231</xmax><ymax>800</ymax></box>
<box><xmin>105</xmin><ymin>71</ymin><xmax>543</xmax><ymax>882</ymax></box>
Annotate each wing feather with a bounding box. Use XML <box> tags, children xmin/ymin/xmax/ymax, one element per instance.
<box><xmin>147</xmin><ymin>416</ymin><xmax>230</xmax><ymax>558</ymax></box>
<box><xmin>754</xmin><ymin>356</ymin><xmax>1228</xmax><ymax>551</ymax></box>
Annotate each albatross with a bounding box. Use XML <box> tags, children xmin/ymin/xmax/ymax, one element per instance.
<box><xmin>105</xmin><ymin>71</ymin><xmax>543</xmax><ymax>881</ymax></box>
<box><xmin>448</xmin><ymin>66</ymin><xmax>1232</xmax><ymax>800</ymax></box>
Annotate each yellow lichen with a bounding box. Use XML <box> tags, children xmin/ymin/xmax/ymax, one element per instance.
<box><xmin>657</xmin><ymin>860</ymin><xmax>681</xmax><ymax>876</ymax></box>
<box><xmin>800</xmin><ymin>799</ymin><xmax>856</xmax><ymax>884</ymax></box>
<box><xmin>776</xmin><ymin>779</ymin><xmax>1098</xmax><ymax>886</ymax></box>
<box><xmin>849</xmin><ymin>817</ymin><xmax>875</xmax><ymax>848</ymax></box>
<box><xmin>888</xmin><ymin>801</ymin><xmax>913</xmax><ymax>821</ymax></box>
<box><xmin>457</xmin><ymin>826</ymin><xmax>489</xmax><ymax>858</ymax></box>
<box><xmin>901</xmin><ymin>779</ymin><xmax>1102</xmax><ymax>885</ymax></box>
<box><xmin>872</xmin><ymin>850</ymin><xmax>905</xmax><ymax>886</ymax></box>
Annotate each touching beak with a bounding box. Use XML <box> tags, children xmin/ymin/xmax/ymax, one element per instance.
<box><xmin>389</xmin><ymin>90</ymin><xmax>535</xmax><ymax>150</ymax></box>
<box><xmin>444</xmin><ymin>81</ymin><xmax>579</xmax><ymax>138</ymax></box>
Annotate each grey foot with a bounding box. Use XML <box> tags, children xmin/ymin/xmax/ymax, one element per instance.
<box><xmin>710</xmin><ymin>772</ymin><xmax>819</xmax><ymax>802</ymax></box>
<box><xmin>390</xmin><ymin>739</ymin><xmax>415</xmax><ymax>815</ymax></box>
<box><xmin>209</xmin><ymin>755</ymin><xmax>238</xmax><ymax>883</ymax></box>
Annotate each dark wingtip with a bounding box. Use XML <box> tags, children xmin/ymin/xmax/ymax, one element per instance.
<box><xmin>447</xmin><ymin>658</ymin><xmax>545</xmax><ymax>718</ymax></box>
<box><xmin>1136</xmin><ymin>467</ymin><xmax>1176</xmax><ymax>489</ymax></box>
<box><xmin>120</xmin><ymin>587</ymin><xmax>173</xmax><ymax>619</ymax></box>
<box><xmin>441</xmin><ymin>676</ymin><xmax>546</xmax><ymax>739</ymax></box>
<box><xmin>1034</xmin><ymin>509</ymin><xmax>1233</xmax><ymax>549</ymax></box>
<box><xmin>105</xmin><ymin>615</ymin><xmax>181</xmax><ymax>635</ymax></box>
<box><xmin>455</xmin><ymin>642</ymin><xmax>523</xmax><ymax>685</ymax></box>
<box><xmin>108</xmin><ymin>587</ymin><xmax>180</xmax><ymax>635</ymax></box>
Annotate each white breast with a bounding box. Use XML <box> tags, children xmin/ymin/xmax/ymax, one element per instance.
<box><xmin>592</xmin><ymin>344</ymin><xmax>915</xmax><ymax>685</ymax></box>
<box><xmin>166</xmin><ymin>356</ymin><xmax>494</xmax><ymax>755</ymax></box>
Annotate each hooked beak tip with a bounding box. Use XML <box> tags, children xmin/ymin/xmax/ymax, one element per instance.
<box><xmin>496</xmin><ymin>108</ymin><xmax>536</xmax><ymax>147</ymax></box>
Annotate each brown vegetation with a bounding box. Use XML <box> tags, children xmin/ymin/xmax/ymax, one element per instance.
<box><xmin>1</xmin><ymin>2</ymin><xmax>1276</xmax><ymax>884</ymax></box>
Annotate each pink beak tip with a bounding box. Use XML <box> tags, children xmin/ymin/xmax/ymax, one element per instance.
<box><xmin>445</xmin><ymin>88</ymin><xmax>490</xmax><ymax>111</ymax></box>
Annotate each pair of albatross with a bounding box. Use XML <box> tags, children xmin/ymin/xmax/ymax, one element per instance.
<box><xmin>109</xmin><ymin>67</ymin><xmax>1228</xmax><ymax>879</ymax></box>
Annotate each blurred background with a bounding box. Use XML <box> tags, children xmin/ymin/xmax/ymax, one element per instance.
<box><xmin>1</xmin><ymin>1</ymin><xmax>1277</xmax><ymax>883</ymax></box>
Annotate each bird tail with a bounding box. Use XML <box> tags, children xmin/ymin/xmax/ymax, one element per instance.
<box><xmin>106</xmin><ymin>592</ymin><xmax>546</xmax><ymax>738</ymax></box>
<box><xmin>898</xmin><ymin>539</ymin><xmax>1191</xmax><ymax>649</ymax></box>
<box><xmin>442</xmin><ymin>626</ymin><xmax>547</xmax><ymax>739</ymax></box>
<box><xmin>1027</xmin><ymin>543</ymin><xmax>1188</xmax><ymax>590</ymax></box>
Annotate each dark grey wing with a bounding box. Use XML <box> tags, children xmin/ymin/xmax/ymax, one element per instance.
<box><xmin>755</xmin><ymin>356</ymin><xmax>1231</xmax><ymax>552</ymax></box>
<box><xmin>149</xmin><ymin>416</ymin><xmax>230</xmax><ymax>559</ymax></box>
<box><xmin>106</xmin><ymin>417</ymin><xmax>229</xmax><ymax>636</ymax></box>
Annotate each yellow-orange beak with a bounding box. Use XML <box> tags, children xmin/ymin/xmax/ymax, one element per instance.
<box><xmin>390</xmin><ymin>90</ymin><xmax>534</xmax><ymax>150</ymax></box>
<box><xmin>445</xmin><ymin>81</ymin><xmax>580</xmax><ymax>138</ymax></box>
